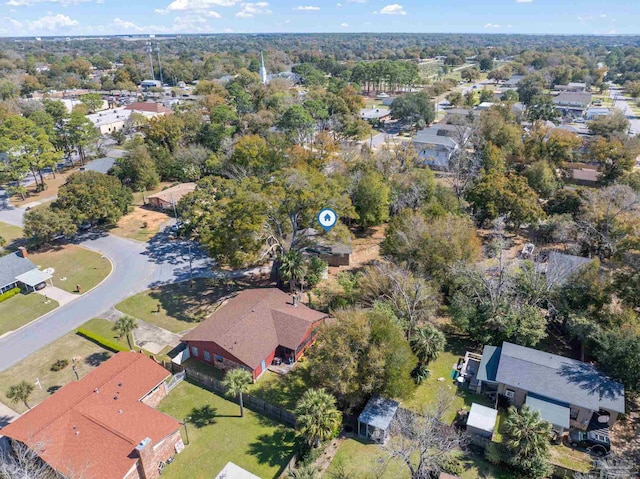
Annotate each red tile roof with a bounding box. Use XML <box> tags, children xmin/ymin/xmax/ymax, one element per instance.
<box><xmin>124</xmin><ymin>102</ymin><xmax>172</xmax><ymax>114</ymax></box>
<box><xmin>182</xmin><ymin>288</ymin><xmax>327</xmax><ymax>369</ymax></box>
<box><xmin>1</xmin><ymin>352</ymin><xmax>180</xmax><ymax>479</ymax></box>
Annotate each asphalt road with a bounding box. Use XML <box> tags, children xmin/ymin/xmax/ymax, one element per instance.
<box><xmin>609</xmin><ymin>86</ymin><xmax>640</xmax><ymax>136</ymax></box>
<box><xmin>0</xmin><ymin>229</ymin><xmax>214</xmax><ymax>373</ymax></box>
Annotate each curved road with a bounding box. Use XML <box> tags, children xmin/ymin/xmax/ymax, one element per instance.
<box><xmin>0</xmin><ymin>229</ymin><xmax>214</xmax><ymax>373</ymax></box>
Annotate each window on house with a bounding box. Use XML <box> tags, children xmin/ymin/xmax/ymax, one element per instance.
<box><xmin>203</xmin><ymin>351</ymin><xmax>211</xmax><ymax>362</ymax></box>
<box><xmin>191</xmin><ymin>346</ymin><xmax>198</xmax><ymax>357</ymax></box>
<box><xmin>215</xmin><ymin>355</ymin><xmax>224</xmax><ymax>362</ymax></box>
<box><xmin>570</xmin><ymin>407</ymin><xmax>579</xmax><ymax>420</ymax></box>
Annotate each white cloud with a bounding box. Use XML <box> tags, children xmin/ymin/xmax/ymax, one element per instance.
<box><xmin>13</xmin><ymin>13</ymin><xmax>79</xmax><ymax>31</ymax></box>
<box><xmin>295</xmin><ymin>5</ymin><xmax>319</xmax><ymax>10</ymax></box>
<box><xmin>206</xmin><ymin>10</ymin><xmax>222</xmax><ymax>17</ymax></box>
<box><xmin>113</xmin><ymin>17</ymin><xmax>142</xmax><ymax>31</ymax></box>
<box><xmin>599</xmin><ymin>13</ymin><xmax>607</xmax><ymax>18</ymax></box>
<box><xmin>484</xmin><ymin>23</ymin><xmax>501</xmax><ymax>28</ymax></box>
<box><xmin>515</xmin><ymin>0</ymin><xmax>532</xmax><ymax>3</ymax></box>
<box><xmin>236</xmin><ymin>2</ymin><xmax>271</xmax><ymax>17</ymax></box>
<box><xmin>347</xmin><ymin>0</ymin><xmax>367</xmax><ymax>2</ymax></box>
<box><xmin>336</xmin><ymin>2</ymin><xmax>342</xmax><ymax>6</ymax></box>
<box><xmin>158</xmin><ymin>0</ymin><xmax>241</xmax><ymax>14</ymax></box>
<box><xmin>379</xmin><ymin>4</ymin><xmax>405</xmax><ymax>15</ymax></box>
<box><xmin>341</xmin><ymin>22</ymin><xmax>348</xmax><ymax>27</ymax></box>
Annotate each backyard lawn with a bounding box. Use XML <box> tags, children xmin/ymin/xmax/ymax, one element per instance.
<box><xmin>116</xmin><ymin>278</ymin><xmax>239</xmax><ymax>334</ymax></box>
<box><xmin>29</xmin><ymin>245</ymin><xmax>112</xmax><ymax>294</ymax></box>
<box><xmin>0</xmin><ymin>221</ymin><xmax>23</xmax><ymax>246</ymax></box>
<box><xmin>0</xmin><ymin>293</ymin><xmax>59</xmax><ymax>337</ymax></box>
<box><xmin>157</xmin><ymin>381</ymin><xmax>296</xmax><ymax>479</ymax></box>
<box><xmin>325</xmin><ymin>438</ymin><xmax>409</xmax><ymax>479</ymax></box>
<box><xmin>248</xmin><ymin>365</ymin><xmax>310</xmax><ymax>412</ymax></box>
<box><xmin>0</xmin><ymin>331</ymin><xmax>113</xmax><ymax>413</ymax></box>
<box><xmin>402</xmin><ymin>337</ymin><xmax>493</xmax><ymax>424</ymax></box>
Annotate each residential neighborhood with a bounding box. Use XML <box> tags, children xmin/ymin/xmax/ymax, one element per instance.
<box><xmin>0</xmin><ymin>8</ymin><xmax>640</xmax><ymax>479</ymax></box>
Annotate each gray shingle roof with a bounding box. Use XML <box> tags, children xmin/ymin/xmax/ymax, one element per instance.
<box><xmin>477</xmin><ymin>345</ymin><xmax>501</xmax><ymax>382</ymax></box>
<box><xmin>545</xmin><ymin>252</ymin><xmax>593</xmax><ymax>286</ymax></box>
<box><xmin>412</xmin><ymin>132</ymin><xmax>458</xmax><ymax>149</ymax></box>
<box><xmin>0</xmin><ymin>252</ymin><xmax>37</xmax><ymax>289</ymax></box>
<box><xmin>526</xmin><ymin>393</ymin><xmax>570</xmax><ymax>429</ymax></box>
<box><xmin>495</xmin><ymin>342</ymin><xmax>625</xmax><ymax>414</ymax></box>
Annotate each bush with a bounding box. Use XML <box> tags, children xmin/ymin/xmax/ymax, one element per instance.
<box><xmin>50</xmin><ymin>359</ymin><xmax>69</xmax><ymax>372</ymax></box>
<box><xmin>440</xmin><ymin>454</ymin><xmax>465</xmax><ymax>476</ymax></box>
<box><xmin>76</xmin><ymin>328</ymin><xmax>128</xmax><ymax>352</ymax></box>
<box><xmin>0</xmin><ymin>287</ymin><xmax>21</xmax><ymax>303</ymax></box>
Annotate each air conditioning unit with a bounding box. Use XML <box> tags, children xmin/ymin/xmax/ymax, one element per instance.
<box><xmin>505</xmin><ymin>389</ymin><xmax>515</xmax><ymax>399</ymax></box>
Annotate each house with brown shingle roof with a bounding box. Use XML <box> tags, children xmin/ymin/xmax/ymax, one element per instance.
<box><xmin>1</xmin><ymin>352</ymin><xmax>183</xmax><ymax>479</ymax></box>
<box><xmin>124</xmin><ymin>102</ymin><xmax>172</xmax><ymax>115</ymax></box>
<box><xmin>146</xmin><ymin>182</ymin><xmax>197</xmax><ymax>210</ymax></box>
<box><xmin>181</xmin><ymin>288</ymin><xmax>328</xmax><ymax>380</ymax></box>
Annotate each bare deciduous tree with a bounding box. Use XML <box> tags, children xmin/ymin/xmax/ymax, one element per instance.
<box><xmin>381</xmin><ymin>391</ymin><xmax>467</xmax><ymax>479</ymax></box>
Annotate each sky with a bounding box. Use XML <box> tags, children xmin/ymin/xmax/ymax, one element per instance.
<box><xmin>0</xmin><ymin>0</ymin><xmax>638</xmax><ymax>37</ymax></box>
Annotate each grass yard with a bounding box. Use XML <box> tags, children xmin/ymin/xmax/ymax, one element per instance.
<box><xmin>402</xmin><ymin>337</ymin><xmax>493</xmax><ymax>424</ymax></box>
<box><xmin>157</xmin><ymin>381</ymin><xmax>296</xmax><ymax>479</ymax></box>
<box><xmin>0</xmin><ymin>293</ymin><xmax>59</xmax><ymax>337</ymax></box>
<box><xmin>458</xmin><ymin>455</ymin><xmax>516</xmax><ymax>479</ymax></box>
<box><xmin>109</xmin><ymin>206</ymin><xmax>170</xmax><ymax>242</ymax></box>
<box><xmin>0</xmin><ymin>222</ymin><xmax>23</xmax><ymax>246</ymax></box>
<box><xmin>79</xmin><ymin>317</ymin><xmax>132</xmax><ymax>351</ymax></box>
<box><xmin>248</xmin><ymin>365</ymin><xmax>311</xmax><ymax>412</ymax></box>
<box><xmin>116</xmin><ymin>278</ymin><xmax>262</xmax><ymax>334</ymax></box>
<box><xmin>550</xmin><ymin>444</ymin><xmax>592</xmax><ymax>473</ymax></box>
<box><xmin>325</xmin><ymin>438</ymin><xmax>409</xmax><ymax>479</ymax></box>
<box><xmin>0</xmin><ymin>331</ymin><xmax>113</xmax><ymax>413</ymax></box>
<box><xmin>29</xmin><ymin>245</ymin><xmax>112</xmax><ymax>294</ymax></box>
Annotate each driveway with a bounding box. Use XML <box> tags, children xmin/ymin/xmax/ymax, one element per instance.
<box><xmin>133</xmin><ymin>319</ymin><xmax>182</xmax><ymax>355</ymax></box>
<box><xmin>36</xmin><ymin>286</ymin><xmax>77</xmax><ymax>307</ymax></box>
<box><xmin>0</xmin><ymin>230</ymin><xmax>214</xmax><ymax>373</ymax></box>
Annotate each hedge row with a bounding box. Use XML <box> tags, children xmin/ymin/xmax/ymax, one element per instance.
<box><xmin>76</xmin><ymin>328</ymin><xmax>129</xmax><ymax>353</ymax></box>
<box><xmin>0</xmin><ymin>287</ymin><xmax>21</xmax><ymax>303</ymax></box>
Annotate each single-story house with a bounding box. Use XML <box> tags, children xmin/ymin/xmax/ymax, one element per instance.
<box><xmin>125</xmin><ymin>102</ymin><xmax>173</xmax><ymax>116</ymax></box>
<box><xmin>146</xmin><ymin>183</ymin><xmax>197</xmax><ymax>210</ymax></box>
<box><xmin>537</xmin><ymin>251</ymin><xmax>593</xmax><ymax>287</ymax></box>
<box><xmin>554</xmin><ymin>82</ymin><xmax>588</xmax><ymax>92</ymax></box>
<box><xmin>215</xmin><ymin>462</ymin><xmax>261</xmax><ymax>479</ymax></box>
<box><xmin>552</xmin><ymin>92</ymin><xmax>592</xmax><ymax>117</ymax></box>
<box><xmin>1</xmin><ymin>352</ymin><xmax>183</xmax><ymax>479</ymax></box>
<box><xmin>472</xmin><ymin>341</ymin><xmax>625</xmax><ymax>432</ymax></box>
<box><xmin>140</xmin><ymin>79</ymin><xmax>162</xmax><ymax>90</ymax></box>
<box><xmin>444</xmin><ymin>108</ymin><xmax>478</xmax><ymax>124</ymax></box>
<box><xmin>475</xmin><ymin>101</ymin><xmax>494</xmax><ymax>111</ymax></box>
<box><xmin>503</xmin><ymin>75</ymin><xmax>524</xmax><ymax>88</ymax></box>
<box><xmin>181</xmin><ymin>288</ymin><xmax>328</xmax><ymax>380</ymax></box>
<box><xmin>586</xmin><ymin>107</ymin><xmax>611</xmax><ymax>120</ymax></box>
<box><xmin>357</xmin><ymin>395</ymin><xmax>399</xmax><ymax>444</ymax></box>
<box><xmin>86</xmin><ymin>107</ymin><xmax>131</xmax><ymax>134</ymax></box>
<box><xmin>299</xmin><ymin>227</ymin><xmax>353</xmax><ymax>267</ymax></box>
<box><xmin>412</xmin><ymin>124</ymin><xmax>471</xmax><ymax>170</ymax></box>
<box><xmin>0</xmin><ymin>248</ymin><xmax>52</xmax><ymax>293</ymax></box>
<box><xmin>360</xmin><ymin>107</ymin><xmax>391</xmax><ymax>123</ymax></box>
<box><xmin>466</xmin><ymin>403</ymin><xmax>498</xmax><ymax>439</ymax></box>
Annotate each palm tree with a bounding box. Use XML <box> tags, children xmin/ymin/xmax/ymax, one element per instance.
<box><xmin>112</xmin><ymin>316</ymin><xmax>138</xmax><ymax>350</ymax></box>
<box><xmin>279</xmin><ymin>250</ymin><xmax>307</xmax><ymax>293</ymax></box>
<box><xmin>222</xmin><ymin>368</ymin><xmax>253</xmax><ymax>417</ymax></box>
<box><xmin>294</xmin><ymin>388</ymin><xmax>342</xmax><ymax>447</ymax></box>
<box><xmin>7</xmin><ymin>381</ymin><xmax>35</xmax><ymax>410</ymax></box>
<box><xmin>410</xmin><ymin>324</ymin><xmax>446</xmax><ymax>366</ymax></box>
<box><xmin>287</xmin><ymin>464</ymin><xmax>320</xmax><ymax>479</ymax></box>
<box><xmin>502</xmin><ymin>406</ymin><xmax>553</xmax><ymax>478</ymax></box>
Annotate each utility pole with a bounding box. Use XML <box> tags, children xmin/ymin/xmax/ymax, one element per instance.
<box><xmin>156</xmin><ymin>42</ymin><xmax>164</xmax><ymax>85</ymax></box>
<box><xmin>146</xmin><ymin>41</ymin><xmax>155</xmax><ymax>80</ymax></box>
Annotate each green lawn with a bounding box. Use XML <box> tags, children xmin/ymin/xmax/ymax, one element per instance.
<box><xmin>0</xmin><ymin>222</ymin><xmax>23</xmax><ymax>246</ymax></box>
<box><xmin>325</xmin><ymin>438</ymin><xmax>409</xmax><ymax>479</ymax></box>
<box><xmin>0</xmin><ymin>331</ymin><xmax>113</xmax><ymax>413</ymax></box>
<box><xmin>248</xmin><ymin>365</ymin><xmax>311</xmax><ymax>412</ymax></box>
<box><xmin>458</xmin><ymin>455</ymin><xmax>516</xmax><ymax>479</ymax></box>
<box><xmin>157</xmin><ymin>381</ymin><xmax>296</xmax><ymax>479</ymax></box>
<box><xmin>0</xmin><ymin>293</ymin><xmax>59</xmax><ymax>337</ymax></box>
<box><xmin>550</xmin><ymin>444</ymin><xmax>592</xmax><ymax>473</ymax></box>
<box><xmin>29</xmin><ymin>245</ymin><xmax>112</xmax><ymax>294</ymax></box>
<box><xmin>116</xmin><ymin>278</ymin><xmax>245</xmax><ymax>334</ymax></box>
<box><xmin>79</xmin><ymin>317</ymin><xmax>132</xmax><ymax>350</ymax></box>
<box><xmin>402</xmin><ymin>337</ymin><xmax>493</xmax><ymax>424</ymax></box>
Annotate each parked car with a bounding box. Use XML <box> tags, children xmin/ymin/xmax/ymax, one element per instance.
<box><xmin>568</xmin><ymin>430</ymin><xmax>610</xmax><ymax>456</ymax></box>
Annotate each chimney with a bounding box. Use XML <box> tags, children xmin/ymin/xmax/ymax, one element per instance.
<box><xmin>17</xmin><ymin>247</ymin><xmax>28</xmax><ymax>259</ymax></box>
<box><xmin>135</xmin><ymin>437</ymin><xmax>154</xmax><ymax>479</ymax></box>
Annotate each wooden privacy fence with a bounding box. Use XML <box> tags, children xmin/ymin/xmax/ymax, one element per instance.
<box><xmin>161</xmin><ymin>361</ymin><xmax>297</xmax><ymax>428</ymax></box>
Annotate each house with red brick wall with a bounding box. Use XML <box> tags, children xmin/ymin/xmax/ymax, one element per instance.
<box><xmin>181</xmin><ymin>288</ymin><xmax>328</xmax><ymax>380</ymax></box>
<box><xmin>1</xmin><ymin>352</ymin><xmax>183</xmax><ymax>479</ymax></box>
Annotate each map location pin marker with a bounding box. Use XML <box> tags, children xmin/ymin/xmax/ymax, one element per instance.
<box><xmin>317</xmin><ymin>208</ymin><xmax>338</xmax><ymax>232</ymax></box>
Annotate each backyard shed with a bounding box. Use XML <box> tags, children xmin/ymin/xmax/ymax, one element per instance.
<box><xmin>357</xmin><ymin>395</ymin><xmax>399</xmax><ymax>443</ymax></box>
<box><xmin>466</xmin><ymin>403</ymin><xmax>498</xmax><ymax>439</ymax></box>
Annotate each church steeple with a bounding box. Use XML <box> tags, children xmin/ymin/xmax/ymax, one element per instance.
<box><xmin>259</xmin><ymin>50</ymin><xmax>268</xmax><ymax>85</ymax></box>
